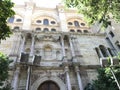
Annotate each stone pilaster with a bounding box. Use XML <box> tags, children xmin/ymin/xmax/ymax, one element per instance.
<box><xmin>26</xmin><ymin>66</ymin><xmax>31</xmax><ymax>90</ymax></box>
<box><xmin>75</xmin><ymin>66</ymin><xmax>83</xmax><ymax>90</ymax></box>
<box><xmin>20</xmin><ymin>35</ymin><xmax>26</xmax><ymax>53</ymax></box>
<box><xmin>12</xmin><ymin>67</ymin><xmax>20</xmax><ymax>90</ymax></box>
<box><xmin>65</xmin><ymin>66</ymin><xmax>72</xmax><ymax>90</ymax></box>
<box><xmin>30</xmin><ymin>34</ymin><xmax>35</xmax><ymax>56</ymax></box>
<box><xmin>29</xmin><ymin>34</ymin><xmax>35</xmax><ymax>63</ymax></box>
<box><xmin>98</xmin><ymin>48</ymin><xmax>104</xmax><ymax>58</ymax></box>
<box><xmin>69</xmin><ymin>36</ymin><xmax>77</xmax><ymax>62</ymax></box>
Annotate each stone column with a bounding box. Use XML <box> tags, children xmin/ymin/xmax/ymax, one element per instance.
<box><xmin>26</xmin><ymin>66</ymin><xmax>31</xmax><ymax>90</ymax></box>
<box><xmin>30</xmin><ymin>34</ymin><xmax>35</xmax><ymax>56</ymax></box>
<box><xmin>20</xmin><ymin>35</ymin><xmax>26</xmax><ymax>53</ymax></box>
<box><xmin>61</xmin><ymin>35</ymin><xmax>67</xmax><ymax>62</ymax></box>
<box><xmin>65</xmin><ymin>66</ymin><xmax>72</xmax><ymax>90</ymax></box>
<box><xmin>61</xmin><ymin>35</ymin><xmax>66</xmax><ymax>59</ymax></box>
<box><xmin>29</xmin><ymin>34</ymin><xmax>35</xmax><ymax>63</ymax></box>
<box><xmin>106</xmin><ymin>48</ymin><xmax>111</xmax><ymax>56</ymax></box>
<box><xmin>12</xmin><ymin>67</ymin><xmax>20</xmax><ymax>90</ymax></box>
<box><xmin>69</xmin><ymin>36</ymin><xmax>75</xmax><ymax>57</ymax></box>
<box><xmin>98</xmin><ymin>48</ymin><xmax>104</xmax><ymax>58</ymax></box>
<box><xmin>69</xmin><ymin>36</ymin><xmax>77</xmax><ymax>62</ymax></box>
<box><xmin>75</xmin><ymin>66</ymin><xmax>83</xmax><ymax>90</ymax></box>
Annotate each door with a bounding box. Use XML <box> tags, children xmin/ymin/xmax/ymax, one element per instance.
<box><xmin>38</xmin><ymin>81</ymin><xmax>60</xmax><ymax>90</ymax></box>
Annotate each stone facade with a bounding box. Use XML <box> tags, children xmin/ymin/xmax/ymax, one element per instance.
<box><xmin>0</xmin><ymin>1</ymin><xmax>120</xmax><ymax>90</ymax></box>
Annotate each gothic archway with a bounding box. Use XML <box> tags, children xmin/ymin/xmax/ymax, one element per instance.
<box><xmin>37</xmin><ymin>81</ymin><xmax>60</xmax><ymax>90</ymax></box>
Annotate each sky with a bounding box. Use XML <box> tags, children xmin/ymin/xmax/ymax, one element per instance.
<box><xmin>12</xmin><ymin>0</ymin><xmax>63</xmax><ymax>8</ymax></box>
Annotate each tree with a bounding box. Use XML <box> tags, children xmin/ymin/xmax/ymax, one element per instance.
<box><xmin>84</xmin><ymin>67</ymin><xmax>120</xmax><ymax>90</ymax></box>
<box><xmin>0</xmin><ymin>0</ymin><xmax>15</xmax><ymax>41</ymax></box>
<box><xmin>0</xmin><ymin>52</ymin><xmax>13</xmax><ymax>90</ymax></box>
<box><xmin>64</xmin><ymin>0</ymin><xmax>120</xmax><ymax>28</ymax></box>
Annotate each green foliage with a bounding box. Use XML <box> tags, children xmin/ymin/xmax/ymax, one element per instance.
<box><xmin>84</xmin><ymin>67</ymin><xmax>120</xmax><ymax>90</ymax></box>
<box><xmin>0</xmin><ymin>0</ymin><xmax>15</xmax><ymax>41</ymax></box>
<box><xmin>0</xmin><ymin>52</ymin><xmax>13</xmax><ymax>90</ymax></box>
<box><xmin>64</xmin><ymin>0</ymin><xmax>120</xmax><ymax>28</ymax></box>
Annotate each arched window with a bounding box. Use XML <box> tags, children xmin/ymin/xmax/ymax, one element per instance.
<box><xmin>36</xmin><ymin>28</ymin><xmax>41</xmax><ymax>31</ymax></box>
<box><xmin>81</xmin><ymin>23</ymin><xmax>85</xmax><ymax>26</ymax></box>
<box><xmin>8</xmin><ymin>16</ymin><xmax>14</xmax><ymax>23</ymax></box>
<box><xmin>43</xmin><ymin>28</ymin><xmax>49</xmax><ymax>32</ymax></box>
<box><xmin>14</xmin><ymin>26</ymin><xmax>20</xmax><ymax>30</ymax></box>
<box><xmin>115</xmin><ymin>41</ymin><xmax>120</xmax><ymax>49</ymax></box>
<box><xmin>84</xmin><ymin>30</ymin><xmax>88</xmax><ymax>33</ymax></box>
<box><xmin>44</xmin><ymin>45</ymin><xmax>52</xmax><ymax>58</ymax></box>
<box><xmin>95</xmin><ymin>48</ymin><xmax>102</xmax><ymax>58</ymax></box>
<box><xmin>68</xmin><ymin>22</ymin><xmax>73</xmax><ymax>25</ymax></box>
<box><xmin>16</xmin><ymin>18</ymin><xmax>22</xmax><ymax>22</ymax></box>
<box><xmin>36</xmin><ymin>20</ymin><xmax>41</xmax><ymax>23</ymax></box>
<box><xmin>99</xmin><ymin>45</ymin><xmax>108</xmax><ymax>57</ymax></box>
<box><xmin>108</xmin><ymin>48</ymin><xmax>115</xmax><ymax>56</ymax></box>
<box><xmin>77</xmin><ymin>29</ymin><xmax>82</xmax><ymax>33</ymax></box>
<box><xmin>70</xmin><ymin>29</ymin><xmax>75</xmax><ymax>32</ymax></box>
<box><xmin>74</xmin><ymin>21</ymin><xmax>80</xmax><ymax>27</ymax></box>
<box><xmin>51</xmin><ymin>28</ymin><xmax>56</xmax><ymax>32</ymax></box>
<box><xmin>51</xmin><ymin>21</ymin><xmax>56</xmax><ymax>24</ymax></box>
<box><xmin>43</xmin><ymin>19</ymin><xmax>49</xmax><ymax>25</ymax></box>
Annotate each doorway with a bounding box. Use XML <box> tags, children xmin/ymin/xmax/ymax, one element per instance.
<box><xmin>37</xmin><ymin>81</ymin><xmax>60</xmax><ymax>90</ymax></box>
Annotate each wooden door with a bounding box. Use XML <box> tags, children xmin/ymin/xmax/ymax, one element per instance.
<box><xmin>38</xmin><ymin>81</ymin><xmax>60</xmax><ymax>90</ymax></box>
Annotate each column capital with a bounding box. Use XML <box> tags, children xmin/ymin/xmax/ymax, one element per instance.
<box><xmin>65</xmin><ymin>66</ymin><xmax>69</xmax><ymax>72</ymax></box>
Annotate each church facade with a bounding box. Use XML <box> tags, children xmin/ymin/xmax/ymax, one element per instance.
<box><xmin>0</xmin><ymin>1</ymin><xmax>120</xmax><ymax>90</ymax></box>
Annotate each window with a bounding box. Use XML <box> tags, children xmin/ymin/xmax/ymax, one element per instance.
<box><xmin>84</xmin><ymin>30</ymin><xmax>88</xmax><ymax>33</ymax></box>
<box><xmin>81</xmin><ymin>23</ymin><xmax>85</xmax><ymax>26</ymax></box>
<box><xmin>43</xmin><ymin>28</ymin><xmax>49</xmax><ymax>32</ymax></box>
<box><xmin>51</xmin><ymin>21</ymin><xmax>56</xmax><ymax>24</ymax></box>
<box><xmin>8</xmin><ymin>17</ymin><xmax>14</xmax><ymax>23</ymax></box>
<box><xmin>14</xmin><ymin>26</ymin><xmax>20</xmax><ymax>30</ymax></box>
<box><xmin>95</xmin><ymin>48</ymin><xmax>101</xmax><ymax>58</ymax></box>
<box><xmin>16</xmin><ymin>18</ymin><xmax>22</xmax><ymax>22</ymax></box>
<box><xmin>74</xmin><ymin>21</ymin><xmax>80</xmax><ymax>27</ymax></box>
<box><xmin>70</xmin><ymin>29</ymin><xmax>75</xmax><ymax>32</ymax></box>
<box><xmin>108</xmin><ymin>48</ymin><xmax>115</xmax><ymax>56</ymax></box>
<box><xmin>36</xmin><ymin>28</ymin><xmax>41</xmax><ymax>31</ymax></box>
<box><xmin>109</xmin><ymin>31</ymin><xmax>114</xmax><ymax>37</ymax></box>
<box><xmin>117</xmin><ymin>44</ymin><xmax>120</xmax><ymax>49</ymax></box>
<box><xmin>115</xmin><ymin>41</ymin><xmax>120</xmax><ymax>49</ymax></box>
<box><xmin>77</xmin><ymin>29</ymin><xmax>82</xmax><ymax>33</ymax></box>
<box><xmin>43</xmin><ymin>19</ymin><xmax>49</xmax><ymax>25</ymax></box>
<box><xmin>99</xmin><ymin>45</ymin><xmax>108</xmax><ymax>57</ymax></box>
<box><xmin>51</xmin><ymin>28</ymin><xmax>56</xmax><ymax>32</ymax></box>
<box><xmin>106</xmin><ymin>37</ymin><xmax>117</xmax><ymax>55</ymax></box>
<box><xmin>68</xmin><ymin>22</ymin><xmax>73</xmax><ymax>25</ymax></box>
<box><xmin>36</xmin><ymin>20</ymin><xmax>41</xmax><ymax>23</ymax></box>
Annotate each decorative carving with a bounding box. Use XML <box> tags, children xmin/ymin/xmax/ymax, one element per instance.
<box><xmin>58</xmin><ymin>73</ymin><xmax>65</xmax><ymax>83</ymax></box>
<box><xmin>31</xmin><ymin>74</ymin><xmax>40</xmax><ymax>85</ymax></box>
